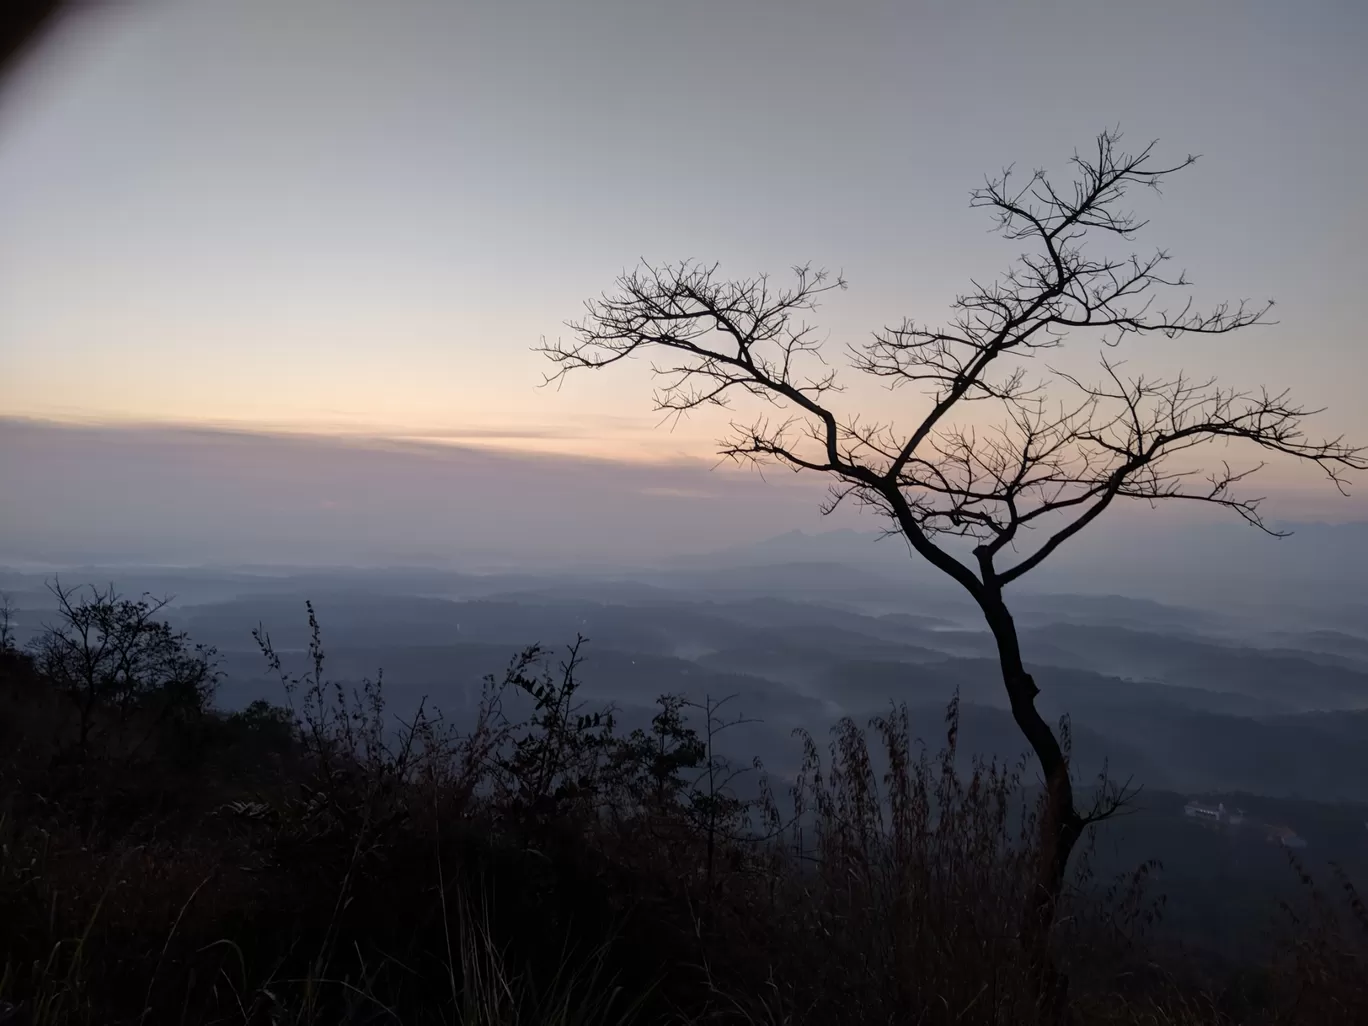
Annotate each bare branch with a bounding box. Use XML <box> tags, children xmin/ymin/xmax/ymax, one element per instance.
<box><xmin>541</xmin><ymin>131</ymin><xmax>1362</xmax><ymax>598</ymax></box>
<box><xmin>540</xmin><ymin>126</ymin><xmax>1366</xmax><ymax>949</ymax></box>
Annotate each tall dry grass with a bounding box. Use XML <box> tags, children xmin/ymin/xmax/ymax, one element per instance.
<box><xmin>1</xmin><ymin>606</ymin><xmax>1365</xmax><ymax>1026</ymax></box>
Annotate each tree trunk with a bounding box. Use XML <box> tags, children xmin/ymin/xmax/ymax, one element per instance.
<box><xmin>979</xmin><ymin>589</ymin><xmax>1083</xmax><ymax>1022</ymax></box>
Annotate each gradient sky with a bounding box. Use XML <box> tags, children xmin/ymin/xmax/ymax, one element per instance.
<box><xmin>1</xmin><ymin>0</ymin><xmax>1366</xmax><ymax>564</ymax></box>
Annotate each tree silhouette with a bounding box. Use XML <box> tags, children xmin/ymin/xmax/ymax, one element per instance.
<box><xmin>540</xmin><ymin>130</ymin><xmax>1366</xmax><ymax>1006</ymax></box>
<box><xmin>32</xmin><ymin>580</ymin><xmax>219</xmax><ymax>757</ymax></box>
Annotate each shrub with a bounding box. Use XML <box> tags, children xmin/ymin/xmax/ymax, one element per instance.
<box><xmin>1</xmin><ymin>597</ymin><xmax>1365</xmax><ymax>1026</ymax></box>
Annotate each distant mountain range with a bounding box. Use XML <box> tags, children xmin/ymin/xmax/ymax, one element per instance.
<box><xmin>673</xmin><ymin>521</ymin><xmax>1368</xmax><ymax>629</ymax></box>
<box><xmin>7</xmin><ymin>553</ymin><xmax>1366</xmax><ymax>964</ymax></box>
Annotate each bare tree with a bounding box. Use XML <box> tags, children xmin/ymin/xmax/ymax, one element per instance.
<box><xmin>31</xmin><ymin>579</ymin><xmax>219</xmax><ymax>756</ymax></box>
<box><xmin>0</xmin><ymin>591</ymin><xmax>17</xmax><ymax>653</ymax></box>
<box><xmin>540</xmin><ymin>131</ymin><xmax>1366</xmax><ymax>996</ymax></box>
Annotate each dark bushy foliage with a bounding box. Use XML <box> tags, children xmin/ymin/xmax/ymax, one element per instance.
<box><xmin>0</xmin><ymin>596</ymin><xmax>1364</xmax><ymax>1026</ymax></box>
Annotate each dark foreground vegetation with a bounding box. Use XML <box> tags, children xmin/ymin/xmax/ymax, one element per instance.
<box><xmin>1</xmin><ymin>587</ymin><xmax>1365</xmax><ymax>1026</ymax></box>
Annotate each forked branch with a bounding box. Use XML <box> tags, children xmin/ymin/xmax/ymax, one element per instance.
<box><xmin>538</xmin><ymin>130</ymin><xmax>1364</xmax><ymax>595</ymax></box>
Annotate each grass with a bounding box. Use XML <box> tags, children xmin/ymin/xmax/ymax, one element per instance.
<box><xmin>1</xmin><ymin>601</ymin><xmax>1365</xmax><ymax>1026</ymax></box>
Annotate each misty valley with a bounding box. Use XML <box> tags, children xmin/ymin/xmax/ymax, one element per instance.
<box><xmin>5</xmin><ymin>543</ymin><xmax>1367</xmax><ymax>970</ymax></box>
<box><xmin>5</xmin><ymin>9</ymin><xmax>1368</xmax><ymax>1017</ymax></box>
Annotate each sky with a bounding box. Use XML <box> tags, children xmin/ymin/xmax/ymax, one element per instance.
<box><xmin>1</xmin><ymin>0</ymin><xmax>1366</xmax><ymax>567</ymax></box>
<box><xmin>0</xmin><ymin>417</ymin><xmax>847</xmax><ymax>568</ymax></box>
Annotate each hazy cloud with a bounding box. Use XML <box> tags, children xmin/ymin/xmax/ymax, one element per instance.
<box><xmin>0</xmin><ymin>417</ymin><xmax>845</xmax><ymax>569</ymax></box>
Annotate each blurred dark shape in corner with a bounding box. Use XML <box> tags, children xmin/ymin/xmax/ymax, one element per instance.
<box><xmin>1</xmin><ymin>1</ymin><xmax>73</xmax><ymax>91</ymax></box>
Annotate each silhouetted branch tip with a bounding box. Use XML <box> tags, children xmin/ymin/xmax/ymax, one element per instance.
<box><xmin>542</xmin><ymin>129</ymin><xmax>1364</xmax><ymax>952</ymax></box>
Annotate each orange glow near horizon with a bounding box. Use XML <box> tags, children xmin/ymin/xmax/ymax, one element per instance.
<box><xmin>2</xmin><ymin>0</ymin><xmax>1364</xmax><ymax>526</ymax></box>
